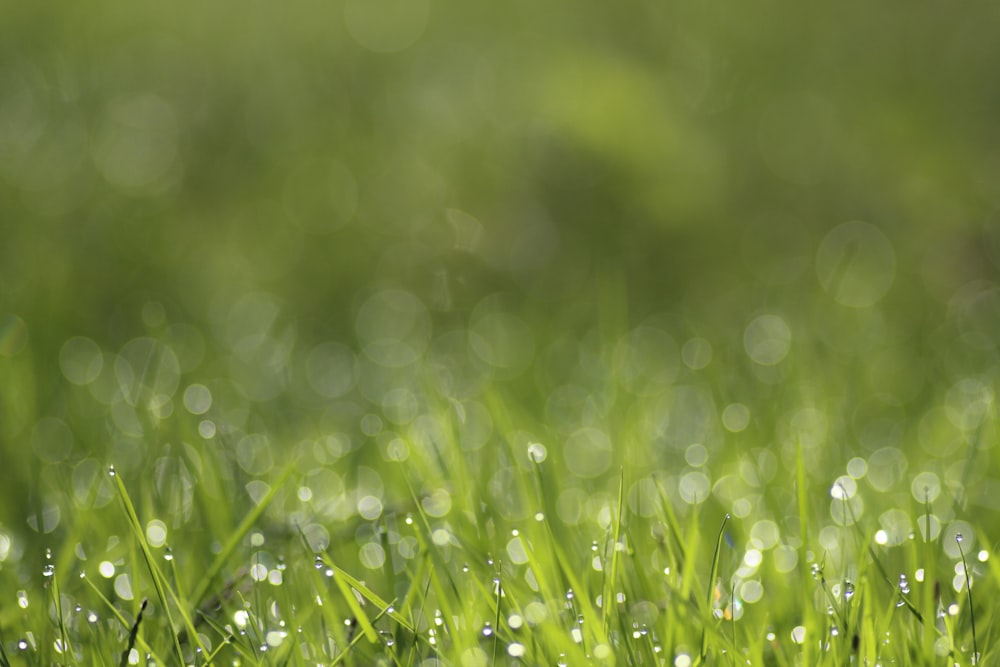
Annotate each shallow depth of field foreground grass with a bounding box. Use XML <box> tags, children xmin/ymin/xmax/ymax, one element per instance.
<box><xmin>1</xmin><ymin>300</ymin><xmax>998</xmax><ymax>666</ymax></box>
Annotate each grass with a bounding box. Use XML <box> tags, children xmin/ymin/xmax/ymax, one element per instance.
<box><xmin>0</xmin><ymin>354</ymin><xmax>994</xmax><ymax>667</ymax></box>
<box><xmin>0</xmin><ymin>293</ymin><xmax>996</xmax><ymax>666</ymax></box>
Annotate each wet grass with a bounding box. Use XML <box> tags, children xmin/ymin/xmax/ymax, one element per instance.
<box><xmin>0</xmin><ymin>387</ymin><xmax>993</xmax><ymax>666</ymax></box>
<box><xmin>0</xmin><ymin>287</ymin><xmax>996</xmax><ymax>665</ymax></box>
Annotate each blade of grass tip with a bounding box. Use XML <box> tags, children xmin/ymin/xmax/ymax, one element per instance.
<box><xmin>492</xmin><ymin>563</ymin><xmax>502</xmax><ymax>667</ymax></box>
<box><xmin>114</xmin><ymin>471</ymin><xmax>211</xmax><ymax>659</ymax></box>
<box><xmin>795</xmin><ymin>438</ymin><xmax>814</xmax><ymax>666</ymax></box>
<box><xmin>81</xmin><ymin>573</ymin><xmax>164</xmax><ymax>665</ymax></box>
<box><xmin>602</xmin><ymin>467</ymin><xmax>626</xmax><ymax>638</ymax></box>
<box><xmin>955</xmin><ymin>534</ymin><xmax>980</xmax><ymax>665</ymax></box>
<box><xmin>190</xmin><ymin>460</ymin><xmax>297</xmax><ymax>609</ymax></box>
<box><xmin>111</xmin><ymin>467</ymin><xmax>189</xmax><ymax>664</ymax></box>
<box><xmin>330</xmin><ymin>598</ymin><xmax>399</xmax><ymax>666</ymax></box>
<box><xmin>700</xmin><ymin>513</ymin><xmax>730</xmax><ymax>661</ymax></box>
<box><xmin>48</xmin><ymin>569</ymin><xmax>79</xmax><ymax>666</ymax></box>
<box><xmin>309</xmin><ymin>549</ymin><xmax>383</xmax><ymax>647</ymax></box>
<box><xmin>317</xmin><ymin>552</ymin><xmax>415</xmax><ymax>632</ymax></box>
<box><xmin>118</xmin><ymin>599</ymin><xmax>148</xmax><ymax>667</ymax></box>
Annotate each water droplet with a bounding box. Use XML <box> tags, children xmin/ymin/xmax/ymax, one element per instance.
<box><xmin>17</xmin><ymin>639</ymin><xmax>28</xmax><ymax>650</ymax></box>
<box><xmin>482</xmin><ymin>623</ymin><xmax>493</xmax><ymax>637</ymax></box>
<box><xmin>811</xmin><ymin>563</ymin><xmax>823</xmax><ymax>581</ymax></box>
<box><xmin>17</xmin><ymin>590</ymin><xmax>28</xmax><ymax>608</ymax></box>
<box><xmin>108</xmin><ymin>465</ymin><xmax>116</xmax><ymax>477</ymax></box>
<box><xmin>956</xmin><ymin>533</ymin><xmax>964</xmax><ymax>544</ymax></box>
<box><xmin>898</xmin><ymin>574</ymin><xmax>910</xmax><ymax>595</ymax></box>
<box><xmin>830</xmin><ymin>626</ymin><xmax>839</xmax><ymax>637</ymax></box>
<box><xmin>565</xmin><ymin>588</ymin><xmax>575</xmax><ymax>600</ymax></box>
<box><xmin>461</xmin><ymin>563</ymin><xmax>469</xmax><ymax>573</ymax></box>
<box><xmin>844</xmin><ymin>581</ymin><xmax>855</xmax><ymax>600</ymax></box>
<box><xmin>314</xmin><ymin>556</ymin><xmax>324</xmax><ymax>570</ymax></box>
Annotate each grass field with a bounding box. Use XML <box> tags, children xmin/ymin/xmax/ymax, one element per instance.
<box><xmin>3</xmin><ymin>1</ymin><xmax>1000</xmax><ymax>664</ymax></box>
<box><xmin>1</xmin><ymin>298</ymin><xmax>997</xmax><ymax>665</ymax></box>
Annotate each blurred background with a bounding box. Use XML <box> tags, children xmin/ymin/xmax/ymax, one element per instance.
<box><xmin>2</xmin><ymin>0</ymin><xmax>1000</xmax><ymax>545</ymax></box>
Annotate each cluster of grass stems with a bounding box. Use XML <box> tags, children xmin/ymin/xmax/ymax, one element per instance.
<box><xmin>0</xmin><ymin>427</ymin><xmax>991</xmax><ymax>667</ymax></box>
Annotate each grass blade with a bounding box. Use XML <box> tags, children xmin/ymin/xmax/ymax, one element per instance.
<box><xmin>700</xmin><ymin>512</ymin><xmax>730</xmax><ymax>661</ymax></box>
<box><xmin>118</xmin><ymin>599</ymin><xmax>147</xmax><ymax>667</ymax></box>
<box><xmin>111</xmin><ymin>467</ymin><xmax>188</xmax><ymax>663</ymax></box>
<box><xmin>956</xmin><ymin>534</ymin><xmax>980</xmax><ymax>665</ymax></box>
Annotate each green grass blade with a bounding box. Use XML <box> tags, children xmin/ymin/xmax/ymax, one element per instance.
<box><xmin>700</xmin><ymin>512</ymin><xmax>729</xmax><ymax>661</ymax></box>
<box><xmin>602</xmin><ymin>467</ymin><xmax>626</xmax><ymax>637</ymax></box>
<box><xmin>111</xmin><ymin>467</ymin><xmax>188</xmax><ymax>663</ymax></box>
<box><xmin>795</xmin><ymin>438</ymin><xmax>814</xmax><ymax>666</ymax></box>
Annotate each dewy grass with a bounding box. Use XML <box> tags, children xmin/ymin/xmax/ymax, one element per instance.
<box><xmin>1</xmin><ymin>332</ymin><xmax>995</xmax><ymax>666</ymax></box>
<box><xmin>956</xmin><ymin>533</ymin><xmax>980</xmax><ymax>665</ymax></box>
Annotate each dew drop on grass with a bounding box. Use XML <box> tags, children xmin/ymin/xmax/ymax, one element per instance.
<box><xmin>844</xmin><ymin>581</ymin><xmax>855</xmax><ymax>600</ymax></box>
<box><xmin>481</xmin><ymin>622</ymin><xmax>493</xmax><ymax>637</ymax></box>
<box><xmin>898</xmin><ymin>574</ymin><xmax>910</xmax><ymax>594</ymax></box>
<box><xmin>17</xmin><ymin>639</ymin><xmax>28</xmax><ymax>650</ymax></box>
<box><xmin>108</xmin><ymin>465</ymin><xmax>116</xmax><ymax>477</ymax></box>
<box><xmin>17</xmin><ymin>590</ymin><xmax>28</xmax><ymax>608</ymax></box>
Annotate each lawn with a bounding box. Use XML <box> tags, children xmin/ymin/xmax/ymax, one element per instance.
<box><xmin>2</xmin><ymin>1</ymin><xmax>1000</xmax><ymax>665</ymax></box>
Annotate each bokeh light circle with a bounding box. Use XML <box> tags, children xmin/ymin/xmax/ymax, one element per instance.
<box><xmin>816</xmin><ymin>221</ymin><xmax>896</xmax><ymax>308</ymax></box>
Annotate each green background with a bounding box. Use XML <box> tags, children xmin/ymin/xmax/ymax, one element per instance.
<box><xmin>3</xmin><ymin>0</ymin><xmax>1000</xmax><ymax>547</ymax></box>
